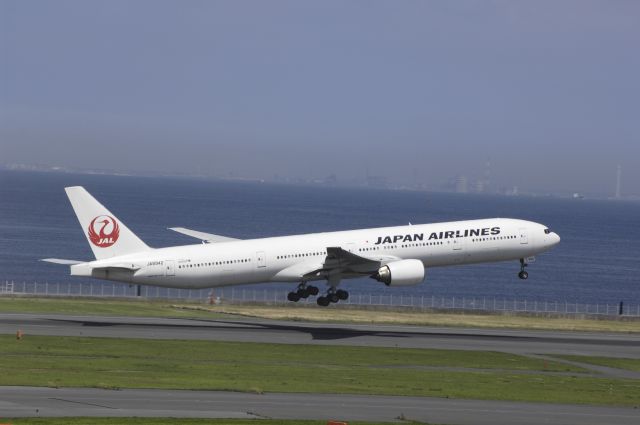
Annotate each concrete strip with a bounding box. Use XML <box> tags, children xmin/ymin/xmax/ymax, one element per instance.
<box><xmin>1</xmin><ymin>386</ymin><xmax>639</xmax><ymax>425</ymax></box>
<box><xmin>1</xmin><ymin>313</ymin><xmax>639</xmax><ymax>358</ymax></box>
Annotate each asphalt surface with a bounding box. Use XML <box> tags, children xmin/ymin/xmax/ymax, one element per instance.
<box><xmin>2</xmin><ymin>386</ymin><xmax>640</xmax><ymax>425</ymax></box>
<box><xmin>1</xmin><ymin>312</ymin><xmax>639</xmax><ymax>358</ymax></box>
<box><xmin>1</xmin><ymin>313</ymin><xmax>639</xmax><ymax>423</ymax></box>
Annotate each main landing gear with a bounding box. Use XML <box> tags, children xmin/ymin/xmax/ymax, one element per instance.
<box><xmin>287</xmin><ymin>283</ymin><xmax>320</xmax><ymax>302</ymax></box>
<box><xmin>518</xmin><ymin>258</ymin><xmax>529</xmax><ymax>280</ymax></box>
<box><xmin>316</xmin><ymin>288</ymin><xmax>349</xmax><ymax>307</ymax></box>
<box><xmin>286</xmin><ymin>282</ymin><xmax>349</xmax><ymax>307</ymax></box>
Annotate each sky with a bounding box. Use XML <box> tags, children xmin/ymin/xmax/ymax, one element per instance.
<box><xmin>1</xmin><ymin>0</ymin><xmax>639</xmax><ymax>196</ymax></box>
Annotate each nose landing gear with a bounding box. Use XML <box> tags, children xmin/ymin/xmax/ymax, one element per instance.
<box><xmin>518</xmin><ymin>258</ymin><xmax>529</xmax><ymax>280</ymax></box>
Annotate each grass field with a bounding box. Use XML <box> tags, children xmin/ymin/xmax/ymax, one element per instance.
<box><xmin>189</xmin><ymin>304</ymin><xmax>640</xmax><ymax>332</ymax></box>
<box><xmin>2</xmin><ymin>334</ymin><xmax>639</xmax><ymax>406</ymax></box>
<box><xmin>2</xmin><ymin>296</ymin><xmax>639</xmax><ymax>333</ymax></box>
<box><xmin>0</xmin><ymin>296</ymin><xmax>224</xmax><ymax>319</ymax></box>
<box><xmin>3</xmin><ymin>420</ymin><xmax>399</xmax><ymax>425</ymax></box>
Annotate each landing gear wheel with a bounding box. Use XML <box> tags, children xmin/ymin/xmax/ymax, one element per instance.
<box><xmin>317</xmin><ymin>296</ymin><xmax>330</xmax><ymax>307</ymax></box>
<box><xmin>292</xmin><ymin>282</ymin><xmax>314</xmax><ymax>300</ymax></box>
<box><xmin>287</xmin><ymin>291</ymin><xmax>301</xmax><ymax>302</ymax></box>
<box><xmin>328</xmin><ymin>293</ymin><xmax>340</xmax><ymax>303</ymax></box>
<box><xmin>517</xmin><ymin>258</ymin><xmax>529</xmax><ymax>280</ymax></box>
<box><xmin>336</xmin><ymin>289</ymin><xmax>349</xmax><ymax>301</ymax></box>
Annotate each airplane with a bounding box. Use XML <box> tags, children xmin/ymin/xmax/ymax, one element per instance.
<box><xmin>43</xmin><ymin>186</ymin><xmax>561</xmax><ymax>307</ymax></box>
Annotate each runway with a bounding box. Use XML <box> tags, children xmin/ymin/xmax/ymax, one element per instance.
<box><xmin>1</xmin><ymin>312</ymin><xmax>639</xmax><ymax>357</ymax></box>
<box><xmin>1</xmin><ymin>313</ymin><xmax>639</xmax><ymax>424</ymax></box>
<box><xmin>2</xmin><ymin>386</ymin><xmax>640</xmax><ymax>425</ymax></box>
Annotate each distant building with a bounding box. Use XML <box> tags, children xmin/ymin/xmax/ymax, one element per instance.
<box><xmin>455</xmin><ymin>175</ymin><xmax>468</xmax><ymax>193</ymax></box>
<box><xmin>483</xmin><ymin>159</ymin><xmax>492</xmax><ymax>193</ymax></box>
<box><xmin>615</xmin><ymin>165</ymin><xmax>622</xmax><ymax>199</ymax></box>
<box><xmin>367</xmin><ymin>175</ymin><xmax>388</xmax><ymax>189</ymax></box>
<box><xmin>324</xmin><ymin>174</ymin><xmax>337</xmax><ymax>185</ymax></box>
<box><xmin>505</xmin><ymin>186</ymin><xmax>519</xmax><ymax>196</ymax></box>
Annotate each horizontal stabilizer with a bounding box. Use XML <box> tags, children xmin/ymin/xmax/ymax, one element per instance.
<box><xmin>69</xmin><ymin>262</ymin><xmax>139</xmax><ymax>278</ymax></box>
<box><xmin>93</xmin><ymin>263</ymin><xmax>141</xmax><ymax>271</ymax></box>
<box><xmin>169</xmin><ymin>227</ymin><xmax>240</xmax><ymax>243</ymax></box>
<box><xmin>41</xmin><ymin>258</ymin><xmax>84</xmax><ymax>265</ymax></box>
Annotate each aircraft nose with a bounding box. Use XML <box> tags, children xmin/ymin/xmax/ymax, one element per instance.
<box><xmin>550</xmin><ymin>232</ymin><xmax>561</xmax><ymax>246</ymax></box>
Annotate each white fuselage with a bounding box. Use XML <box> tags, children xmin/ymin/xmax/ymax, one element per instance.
<box><xmin>71</xmin><ymin>218</ymin><xmax>560</xmax><ymax>289</ymax></box>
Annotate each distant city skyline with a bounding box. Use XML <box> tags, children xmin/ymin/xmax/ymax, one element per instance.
<box><xmin>2</xmin><ymin>161</ymin><xmax>635</xmax><ymax>201</ymax></box>
<box><xmin>1</xmin><ymin>1</ymin><xmax>639</xmax><ymax>197</ymax></box>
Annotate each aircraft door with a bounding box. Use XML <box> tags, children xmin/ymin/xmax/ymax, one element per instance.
<box><xmin>256</xmin><ymin>251</ymin><xmax>266</xmax><ymax>268</ymax></box>
<box><xmin>519</xmin><ymin>228</ymin><xmax>529</xmax><ymax>245</ymax></box>
<box><xmin>451</xmin><ymin>237</ymin><xmax>466</xmax><ymax>263</ymax></box>
<box><xmin>165</xmin><ymin>260</ymin><xmax>175</xmax><ymax>276</ymax></box>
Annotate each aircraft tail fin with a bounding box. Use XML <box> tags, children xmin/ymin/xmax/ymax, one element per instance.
<box><xmin>64</xmin><ymin>186</ymin><xmax>150</xmax><ymax>260</ymax></box>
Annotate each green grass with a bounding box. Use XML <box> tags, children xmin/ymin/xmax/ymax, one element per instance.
<box><xmin>0</xmin><ymin>335</ymin><xmax>583</xmax><ymax>373</ymax></box>
<box><xmin>3</xmin><ymin>295</ymin><xmax>640</xmax><ymax>334</ymax></box>
<box><xmin>3</xmin><ymin>420</ymin><xmax>402</xmax><ymax>425</ymax></box>
<box><xmin>556</xmin><ymin>355</ymin><xmax>640</xmax><ymax>372</ymax></box>
<box><xmin>2</xmin><ymin>335</ymin><xmax>639</xmax><ymax>406</ymax></box>
<box><xmin>0</xmin><ymin>296</ymin><xmax>223</xmax><ymax>319</ymax></box>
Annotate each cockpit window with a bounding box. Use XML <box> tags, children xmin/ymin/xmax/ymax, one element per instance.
<box><xmin>544</xmin><ymin>228</ymin><xmax>551</xmax><ymax>234</ymax></box>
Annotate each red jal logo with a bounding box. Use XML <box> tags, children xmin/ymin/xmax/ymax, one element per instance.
<box><xmin>88</xmin><ymin>215</ymin><xmax>120</xmax><ymax>247</ymax></box>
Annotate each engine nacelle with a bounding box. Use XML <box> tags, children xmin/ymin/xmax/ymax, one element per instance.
<box><xmin>372</xmin><ymin>259</ymin><xmax>425</xmax><ymax>286</ymax></box>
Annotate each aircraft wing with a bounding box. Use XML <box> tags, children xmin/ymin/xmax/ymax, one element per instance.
<box><xmin>325</xmin><ymin>247</ymin><xmax>379</xmax><ymax>267</ymax></box>
<box><xmin>301</xmin><ymin>247</ymin><xmax>385</xmax><ymax>279</ymax></box>
<box><xmin>169</xmin><ymin>227</ymin><xmax>240</xmax><ymax>243</ymax></box>
<box><xmin>272</xmin><ymin>246</ymin><xmax>385</xmax><ymax>282</ymax></box>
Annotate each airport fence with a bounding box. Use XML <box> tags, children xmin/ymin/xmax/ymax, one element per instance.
<box><xmin>2</xmin><ymin>280</ymin><xmax>639</xmax><ymax>317</ymax></box>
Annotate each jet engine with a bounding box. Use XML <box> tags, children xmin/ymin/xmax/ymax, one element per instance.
<box><xmin>372</xmin><ymin>259</ymin><xmax>425</xmax><ymax>286</ymax></box>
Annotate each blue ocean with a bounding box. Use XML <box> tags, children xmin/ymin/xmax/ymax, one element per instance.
<box><xmin>1</xmin><ymin>170</ymin><xmax>639</xmax><ymax>304</ymax></box>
